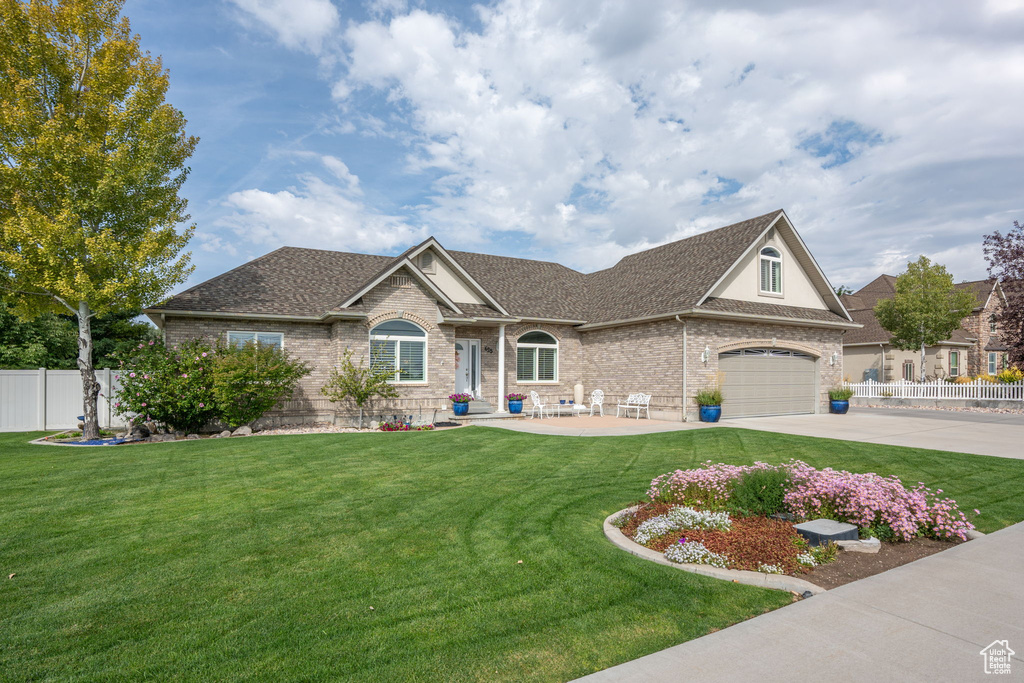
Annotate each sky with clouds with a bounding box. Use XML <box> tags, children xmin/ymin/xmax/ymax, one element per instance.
<box><xmin>124</xmin><ymin>0</ymin><xmax>1024</xmax><ymax>294</ymax></box>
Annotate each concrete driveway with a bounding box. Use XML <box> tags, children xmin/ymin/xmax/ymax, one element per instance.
<box><xmin>720</xmin><ymin>407</ymin><xmax>1024</xmax><ymax>459</ymax></box>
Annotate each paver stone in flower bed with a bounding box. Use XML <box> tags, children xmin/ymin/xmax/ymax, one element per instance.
<box><xmin>794</xmin><ymin>518</ymin><xmax>858</xmax><ymax>546</ymax></box>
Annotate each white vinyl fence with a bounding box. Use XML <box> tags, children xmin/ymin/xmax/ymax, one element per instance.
<box><xmin>845</xmin><ymin>378</ymin><xmax>1024</xmax><ymax>401</ymax></box>
<box><xmin>0</xmin><ymin>368</ymin><xmax>128</xmax><ymax>432</ymax></box>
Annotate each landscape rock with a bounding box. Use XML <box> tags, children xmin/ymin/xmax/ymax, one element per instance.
<box><xmin>131</xmin><ymin>424</ymin><xmax>151</xmax><ymax>440</ymax></box>
<box><xmin>144</xmin><ymin>421</ymin><xmax>159</xmax><ymax>433</ymax></box>
<box><xmin>173</xmin><ymin>431</ymin><xmax>185</xmax><ymax>439</ymax></box>
<box><xmin>186</xmin><ymin>434</ymin><xmax>200</xmax><ymax>440</ymax></box>
<box><xmin>835</xmin><ymin>537</ymin><xmax>881</xmax><ymax>554</ymax></box>
<box><xmin>216</xmin><ymin>430</ymin><xmax>231</xmax><ymax>438</ymax></box>
<box><xmin>148</xmin><ymin>433</ymin><xmax>175</xmax><ymax>443</ymax></box>
<box><xmin>231</xmin><ymin>426</ymin><xmax>253</xmax><ymax>437</ymax></box>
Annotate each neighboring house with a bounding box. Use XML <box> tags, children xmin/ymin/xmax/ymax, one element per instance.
<box><xmin>841</xmin><ymin>275</ymin><xmax>1008</xmax><ymax>382</ymax></box>
<box><xmin>145</xmin><ymin>210</ymin><xmax>858</xmax><ymax>424</ymax></box>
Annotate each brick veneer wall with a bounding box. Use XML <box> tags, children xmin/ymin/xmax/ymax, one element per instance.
<box><xmin>505</xmin><ymin>323</ymin><xmax>586</xmax><ymax>406</ymax></box>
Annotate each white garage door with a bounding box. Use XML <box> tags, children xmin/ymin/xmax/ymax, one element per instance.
<box><xmin>719</xmin><ymin>349</ymin><xmax>817</xmax><ymax>418</ymax></box>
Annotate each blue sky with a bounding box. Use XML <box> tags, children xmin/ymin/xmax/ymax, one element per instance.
<box><xmin>124</xmin><ymin>0</ymin><xmax>1024</xmax><ymax>295</ymax></box>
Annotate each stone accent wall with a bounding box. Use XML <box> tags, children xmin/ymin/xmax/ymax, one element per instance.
<box><xmin>961</xmin><ymin>289</ymin><xmax>1005</xmax><ymax>376</ymax></box>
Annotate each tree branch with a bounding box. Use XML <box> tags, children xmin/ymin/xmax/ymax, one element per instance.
<box><xmin>0</xmin><ymin>283</ymin><xmax>78</xmax><ymax>315</ymax></box>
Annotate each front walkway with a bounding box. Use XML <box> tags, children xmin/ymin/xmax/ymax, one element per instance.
<box><xmin>574</xmin><ymin>521</ymin><xmax>1024</xmax><ymax>682</ymax></box>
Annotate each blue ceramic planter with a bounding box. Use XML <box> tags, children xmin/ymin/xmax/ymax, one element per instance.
<box><xmin>507</xmin><ymin>399</ymin><xmax>523</xmax><ymax>414</ymax></box>
<box><xmin>452</xmin><ymin>401</ymin><xmax>469</xmax><ymax>416</ymax></box>
<box><xmin>829</xmin><ymin>400</ymin><xmax>850</xmax><ymax>414</ymax></box>
<box><xmin>699</xmin><ymin>405</ymin><xmax>722</xmax><ymax>422</ymax></box>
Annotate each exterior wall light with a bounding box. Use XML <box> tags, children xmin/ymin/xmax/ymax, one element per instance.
<box><xmin>701</xmin><ymin>345</ymin><xmax>711</xmax><ymax>364</ymax></box>
<box><xmin>830</xmin><ymin>351</ymin><xmax>839</xmax><ymax>366</ymax></box>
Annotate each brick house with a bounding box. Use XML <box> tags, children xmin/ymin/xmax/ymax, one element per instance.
<box><xmin>145</xmin><ymin>210</ymin><xmax>858</xmax><ymax>424</ymax></box>
<box><xmin>841</xmin><ymin>275</ymin><xmax>1008</xmax><ymax>382</ymax></box>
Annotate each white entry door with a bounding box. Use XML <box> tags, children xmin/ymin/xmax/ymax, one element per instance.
<box><xmin>454</xmin><ymin>339</ymin><xmax>481</xmax><ymax>397</ymax></box>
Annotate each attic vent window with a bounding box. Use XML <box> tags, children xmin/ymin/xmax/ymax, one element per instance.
<box><xmin>419</xmin><ymin>251</ymin><xmax>436</xmax><ymax>273</ymax></box>
<box><xmin>390</xmin><ymin>275</ymin><xmax>412</xmax><ymax>287</ymax></box>
<box><xmin>759</xmin><ymin>247</ymin><xmax>783</xmax><ymax>295</ymax></box>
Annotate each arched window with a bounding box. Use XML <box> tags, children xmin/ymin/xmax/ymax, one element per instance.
<box><xmin>517</xmin><ymin>331</ymin><xmax>557</xmax><ymax>382</ymax></box>
<box><xmin>759</xmin><ymin>246</ymin><xmax>782</xmax><ymax>294</ymax></box>
<box><xmin>370</xmin><ymin>320</ymin><xmax>426</xmax><ymax>382</ymax></box>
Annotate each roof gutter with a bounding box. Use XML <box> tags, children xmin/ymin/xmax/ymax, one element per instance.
<box><xmin>144</xmin><ymin>308</ymin><xmax>367</xmax><ymax>323</ymax></box>
<box><xmin>577</xmin><ymin>309</ymin><xmax>863</xmax><ymax>332</ymax></box>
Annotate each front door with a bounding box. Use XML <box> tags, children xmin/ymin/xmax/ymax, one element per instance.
<box><xmin>454</xmin><ymin>339</ymin><xmax>480</xmax><ymax>398</ymax></box>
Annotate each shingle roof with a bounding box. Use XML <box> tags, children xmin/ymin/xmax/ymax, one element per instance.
<box><xmin>160</xmin><ymin>247</ymin><xmax>392</xmax><ymax>317</ymax></box>
<box><xmin>154</xmin><ymin>210</ymin><xmax>850</xmax><ymax>328</ymax></box>
<box><xmin>955</xmin><ymin>279</ymin><xmax>994</xmax><ymax>309</ymax></box>
<box><xmin>580</xmin><ymin>212</ymin><xmax>782</xmax><ymax>323</ymax></box>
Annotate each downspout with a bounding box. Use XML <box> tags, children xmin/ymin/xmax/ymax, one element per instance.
<box><xmin>676</xmin><ymin>315</ymin><xmax>688</xmax><ymax>422</ymax></box>
<box><xmin>496</xmin><ymin>323</ymin><xmax>506</xmax><ymax>413</ymax></box>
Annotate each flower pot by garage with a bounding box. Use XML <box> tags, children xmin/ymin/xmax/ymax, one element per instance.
<box><xmin>507</xmin><ymin>399</ymin><xmax>523</xmax><ymax>414</ymax></box>
<box><xmin>452</xmin><ymin>402</ymin><xmax>469</xmax><ymax>416</ymax></box>
<box><xmin>699</xmin><ymin>405</ymin><xmax>721</xmax><ymax>423</ymax></box>
<box><xmin>830</xmin><ymin>399</ymin><xmax>850</xmax><ymax>414</ymax></box>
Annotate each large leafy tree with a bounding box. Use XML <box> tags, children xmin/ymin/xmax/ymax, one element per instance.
<box><xmin>984</xmin><ymin>221</ymin><xmax>1024</xmax><ymax>366</ymax></box>
<box><xmin>875</xmin><ymin>256</ymin><xmax>976</xmax><ymax>381</ymax></box>
<box><xmin>0</xmin><ymin>0</ymin><xmax>197</xmax><ymax>438</ymax></box>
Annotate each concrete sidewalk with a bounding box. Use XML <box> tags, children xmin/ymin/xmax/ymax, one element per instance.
<box><xmin>574</xmin><ymin>522</ymin><xmax>1024</xmax><ymax>682</ymax></box>
<box><xmin>718</xmin><ymin>410</ymin><xmax>1024</xmax><ymax>459</ymax></box>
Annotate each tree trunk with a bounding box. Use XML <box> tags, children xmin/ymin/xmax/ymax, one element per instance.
<box><xmin>358</xmin><ymin>406</ymin><xmax>364</xmax><ymax>430</ymax></box>
<box><xmin>920</xmin><ymin>341</ymin><xmax>927</xmax><ymax>383</ymax></box>
<box><xmin>77</xmin><ymin>301</ymin><xmax>101</xmax><ymax>440</ymax></box>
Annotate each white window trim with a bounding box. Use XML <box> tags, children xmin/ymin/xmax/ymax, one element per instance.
<box><xmin>949</xmin><ymin>351</ymin><xmax>960</xmax><ymax>377</ymax></box>
<box><xmin>227</xmin><ymin>330</ymin><xmax>285</xmax><ymax>350</ymax></box>
<box><xmin>370</xmin><ymin>321</ymin><xmax>428</xmax><ymax>384</ymax></box>
<box><xmin>418</xmin><ymin>251</ymin><xmax>436</xmax><ymax>274</ymax></box>
<box><xmin>988</xmin><ymin>352</ymin><xmax>998</xmax><ymax>375</ymax></box>
<box><xmin>758</xmin><ymin>246</ymin><xmax>783</xmax><ymax>297</ymax></box>
<box><xmin>516</xmin><ymin>334</ymin><xmax>558</xmax><ymax>383</ymax></box>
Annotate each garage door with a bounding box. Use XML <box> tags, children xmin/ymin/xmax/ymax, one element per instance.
<box><xmin>719</xmin><ymin>349</ymin><xmax>816</xmax><ymax>418</ymax></box>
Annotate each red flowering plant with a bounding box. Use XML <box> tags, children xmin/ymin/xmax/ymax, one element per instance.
<box><xmin>112</xmin><ymin>339</ymin><xmax>219</xmax><ymax>433</ymax></box>
<box><xmin>378</xmin><ymin>419</ymin><xmax>411</xmax><ymax>431</ymax></box>
<box><xmin>448</xmin><ymin>393</ymin><xmax>473</xmax><ymax>403</ymax></box>
<box><xmin>504</xmin><ymin>393</ymin><xmax>528</xmax><ymax>401</ymax></box>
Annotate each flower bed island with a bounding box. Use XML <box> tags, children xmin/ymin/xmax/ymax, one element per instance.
<box><xmin>613</xmin><ymin>460</ymin><xmax>976</xmax><ymax>578</ymax></box>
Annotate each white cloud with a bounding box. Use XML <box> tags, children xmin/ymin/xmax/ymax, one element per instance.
<box><xmin>216</xmin><ymin>156</ymin><xmax>425</xmax><ymax>253</ymax></box>
<box><xmin>223</xmin><ymin>0</ymin><xmax>1024</xmax><ymax>284</ymax></box>
<box><xmin>229</xmin><ymin>0</ymin><xmax>340</xmax><ymax>56</ymax></box>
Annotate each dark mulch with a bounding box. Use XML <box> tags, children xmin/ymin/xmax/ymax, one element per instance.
<box><xmin>804</xmin><ymin>537</ymin><xmax>963</xmax><ymax>589</ymax></box>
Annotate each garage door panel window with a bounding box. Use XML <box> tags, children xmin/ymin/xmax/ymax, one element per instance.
<box><xmin>517</xmin><ymin>331</ymin><xmax>558</xmax><ymax>382</ymax></box>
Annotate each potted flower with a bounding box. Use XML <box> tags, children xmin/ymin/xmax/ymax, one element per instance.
<box><xmin>828</xmin><ymin>386</ymin><xmax>854</xmax><ymax>414</ymax></box>
<box><xmin>505</xmin><ymin>393</ymin><xmax>527</xmax><ymax>414</ymax></box>
<box><xmin>695</xmin><ymin>386</ymin><xmax>723</xmax><ymax>422</ymax></box>
<box><xmin>449</xmin><ymin>393</ymin><xmax>473</xmax><ymax>416</ymax></box>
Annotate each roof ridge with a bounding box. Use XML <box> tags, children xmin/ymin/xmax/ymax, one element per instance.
<box><xmin>614</xmin><ymin>209</ymin><xmax>783</xmax><ymax>266</ymax></box>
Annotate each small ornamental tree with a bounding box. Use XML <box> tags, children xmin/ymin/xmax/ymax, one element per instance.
<box><xmin>874</xmin><ymin>256</ymin><xmax>976</xmax><ymax>381</ymax></box>
<box><xmin>113</xmin><ymin>339</ymin><xmax>218</xmax><ymax>433</ymax></box>
<box><xmin>984</xmin><ymin>220</ymin><xmax>1024</xmax><ymax>366</ymax></box>
<box><xmin>321</xmin><ymin>348</ymin><xmax>399</xmax><ymax>428</ymax></box>
<box><xmin>211</xmin><ymin>341</ymin><xmax>310</xmax><ymax>429</ymax></box>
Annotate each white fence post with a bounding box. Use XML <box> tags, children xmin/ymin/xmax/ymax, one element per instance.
<box><xmin>842</xmin><ymin>378</ymin><xmax>1024</xmax><ymax>402</ymax></box>
<box><xmin>38</xmin><ymin>367</ymin><xmax>46</xmax><ymax>430</ymax></box>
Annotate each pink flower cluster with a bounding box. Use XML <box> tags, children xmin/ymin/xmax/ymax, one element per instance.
<box><xmin>647</xmin><ymin>460</ymin><xmax>976</xmax><ymax>541</ymax></box>
<box><xmin>783</xmin><ymin>461</ymin><xmax>974</xmax><ymax>541</ymax></box>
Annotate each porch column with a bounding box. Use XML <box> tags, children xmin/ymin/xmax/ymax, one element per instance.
<box><xmin>496</xmin><ymin>323</ymin><xmax>507</xmax><ymax>412</ymax></box>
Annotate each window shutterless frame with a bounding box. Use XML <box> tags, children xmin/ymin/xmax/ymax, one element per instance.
<box><xmin>370</xmin><ymin>320</ymin><xmax>427</xmax><ymax>383</ymax></box>
<box><xmin>758</xmin><ymin>247</ymin><xmax>783</xmax><ymax>295</ymax></box>
<box><xmin>949</xmin><ymin>351</ymin><xmax>959</xmax><ymax>377</ymax></box>
<box><xmin>227</xmin><ymin>331</ymin><xmax>284</xmax><ymax>350</ymax></box>
<box><xmin>516</xmin><ymin>331</ymin><xmax>558</xmax><ymax>383</ymax></box>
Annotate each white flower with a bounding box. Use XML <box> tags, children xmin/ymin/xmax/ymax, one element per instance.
<box><xmin>758</xmin><ymin>563</ymin><xmax>785</xmax><ymax>574</ymax></box>
<box><xmin>664</xmin><ymin>541</ymin><xmax>729</xmax><ymax>568</ymax></box>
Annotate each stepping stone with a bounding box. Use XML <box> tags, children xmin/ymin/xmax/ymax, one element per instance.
<box><xmin>794</xmin><ymin>518</ymin><xmax>859</xmax><ymax>546</ymax></box>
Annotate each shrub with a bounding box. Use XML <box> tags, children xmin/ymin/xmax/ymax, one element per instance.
<box><xmin>321</xmin><ymin>349</ymin><xmax>399</xmax><ymax>429</ymax></box>
<box><xmin>728</xmin><ymin>468</ymin><xmax>791</xmax><ymax>517</ymax></box>
<box><xmin>504</xmin><ymin>393</ymin><xmax>528</xmax><ymax>401</ymax></box>
<box><xmin>113</xmin><ymin>339</ymin><xmax>219</xmax><ymax>433</ymax></box>
<box><xmin>633</xmin><ymin>506</ymin><xmax>732</xmax><ymax>544</ymax></box>
<box><xmin>379</xmin><ymin>419</ymin><xmax>410</xmax><ymax>432</ymax></box>
<box><xmin>211</xmin><ymin>341</ymin><xmax>310</xmax><ymax>428</ymax></box>
<box><xmin>997</xmin><ymin>366</ymin><xmax>1023</xmax><ymax>383</ymax></box>
<box><xmin>694</xmin><ymin>386</ymin><xmax>723</xmax><ymax>406</ymax></box>
<box><xmin>975</xmin><ymin>373</ymin><xmax>998</xmax><ymax>383</ymax></box>
<box><xmin>952</xmin><ymin>375</ymin><xmax>973</xmax><ymax>384</ymax></box>
<box><xmin>828</xmin><ymin>386</ymin><xmax>854</xmax><ymax>401</ymax></box>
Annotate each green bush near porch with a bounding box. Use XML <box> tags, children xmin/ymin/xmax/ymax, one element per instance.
<box><xmin>1</xmin><ymin>428</ymin><xmax>1022</xmax><ymax>681</ymax></box>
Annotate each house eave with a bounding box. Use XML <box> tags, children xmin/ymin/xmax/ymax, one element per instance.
<box><xmin>144</xmin><ymin>308</ymin><xmax>366</xmax><ymax>323</ymax></box>
<box><xmin>577</xmin><ymin>309</ymin><xmax>861</xmax><ymax>332</ymax></box>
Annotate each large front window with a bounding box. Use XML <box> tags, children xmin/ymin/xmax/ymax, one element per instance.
<box><xmin>759</xmin><ymin>247</ymin><xmax>782</xmax><ymax>294</ymax></box>
<box><xmin>370</xmin><ymin>320</ymin><xmax>426</xmax><ymax>382</ymax></box>
<box><xmin>516</xmin><ymin>331</ymin><xmax>557</xmax><ymax>382</ymax></box>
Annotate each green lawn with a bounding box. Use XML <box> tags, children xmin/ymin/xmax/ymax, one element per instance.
<box><xmin>2</xmin><ymin>427</ymin><xmax>1023</xmax><ymax>681</ymax></box>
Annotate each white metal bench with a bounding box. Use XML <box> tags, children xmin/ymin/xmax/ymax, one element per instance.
<box><xmin>616</xmin><ymin>392</ymin><xmax>651</xmax><ymax>420</ymax></box>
